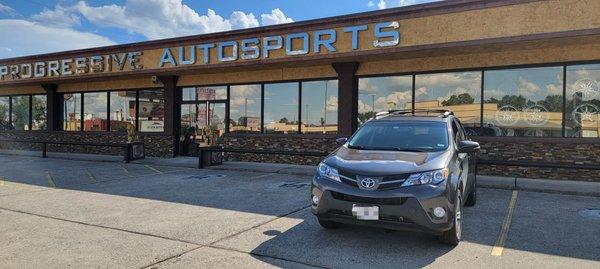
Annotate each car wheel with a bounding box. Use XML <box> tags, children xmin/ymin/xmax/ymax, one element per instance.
<box><xmin>439</xmin><ymin>192</ymin><xmax>462</xmax><ymax>245</ymax></box>
<box><xmin>465</xmin><ymin>179</ymin><xmax>477</xmax><ymax>207</ymax></box>
<box><xmin>317</xmin><ymin>217</ymin><xmax>342</xmax><ymax>229</ymax></box>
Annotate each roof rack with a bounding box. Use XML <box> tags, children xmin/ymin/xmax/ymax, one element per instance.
<box><xmin>387</xmin><ymin>109</ymin><xmax>454</xmax><ymax>118</ymax></box>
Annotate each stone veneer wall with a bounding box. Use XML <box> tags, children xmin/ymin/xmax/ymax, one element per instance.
<box><xmin>218</xmin><ymin>133</ymin><xmax>339</xmax><ymax>166</ymax></box>
<box><xmin>474</xmin><ymin>137</ymin><xmax>600</xmax><ymax>181</ymax></box>
<box><xmin>0</xmin><ymin>131</ymin><xmax>174</xmax><ymax>157</ymax></box>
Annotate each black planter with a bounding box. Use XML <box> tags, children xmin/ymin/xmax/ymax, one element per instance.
<box><xmin>198</xmin><ymin>146</ymin><xmax>223</xmax><ymax>168</ymax></box>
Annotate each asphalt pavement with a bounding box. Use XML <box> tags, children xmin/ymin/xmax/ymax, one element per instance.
<box><xmin>0</xmin><ymin>154</ymin><xmax>599</xmax><ymax>268</ymax></box>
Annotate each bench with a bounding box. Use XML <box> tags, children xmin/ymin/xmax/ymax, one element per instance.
<box><xmin>197</xmin><ymin>146</ymin><xmax>329</xmax><ymax>168</ymax></box>
<box><xmin>0</xmin><ymin>139</ymin><xmax>143</xmax><ymax>163</ymax></box>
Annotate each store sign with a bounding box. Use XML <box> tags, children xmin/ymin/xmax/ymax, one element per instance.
<box><xmin>0</xmin><ymin>21</ymin><xmax>400</xmax><ymax>81</ymax></box>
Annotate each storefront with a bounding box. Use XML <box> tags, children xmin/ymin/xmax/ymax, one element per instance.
<box><xmin>1</xmin><ymin>0</ymin><xmax>600</xmax><ymax>180</ymax></box>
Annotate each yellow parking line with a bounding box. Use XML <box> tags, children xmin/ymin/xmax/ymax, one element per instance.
<box><xmin>491</xmin><ymin>190</ymin><xmax>518</xmax><ymax>256</ymax></box>
<box><xmin>0</xmin><ymin>177</ymin><xmax>4</xmax><ymax>187</ymax></box>
<box><xmin>45</xmin><ymin>172</ymin><xmax>56</xmax><ymax>188</ymax></box>
<box><xmin>145</xmin><ymin>165</ymin><xmax>162</xmax><ymax>174</ymax></box>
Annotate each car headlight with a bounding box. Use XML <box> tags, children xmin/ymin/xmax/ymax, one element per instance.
<box><xmin>317</xmin><ymin>162</ymin><xmax>341</xmax><ymax>182</ymax></box>
<box><xmin>402</xmin><ymin>168</ymin><xmax>448</xmax><ymax>187</ymax></box>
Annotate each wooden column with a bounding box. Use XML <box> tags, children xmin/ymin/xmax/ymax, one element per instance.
<box><xmin>332</xmin><ymin>62</ymin><xmax>360</xmax><ymax>136</ymax></box>
<box><xmin>42</xmin><ymin>83</ymin><xmax>60</xmax><ymax>132</ymax></box>
<box><xmin>157</xmin><ymin>75</ymin><xmax>180</xmax><ymax>157</ymax></box>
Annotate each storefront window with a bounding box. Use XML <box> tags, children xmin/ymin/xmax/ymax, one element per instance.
<box><xmin>415</xmin><ymin>72</ymin><xmax>482</xmax><ymax>134</ymax></box>
<box><xmin>83</xmin><ymin>92</ymin><xmax>107</xmax><ymax>131</ymax></box>
<box><xmin>0</xmin><ymin>96</ymin><xmax>8</xmax><ymax>130</ymax></box>
<box><xmin>301</xmin><ymin>80</ymin><xmax>338</xmax><ymax>134</ymax></box>
<box><xmin>31</xmin><ymin>95</ymin><xmax>47</xmax><ymax>131</ymax></box>
<box><xmin>63</xmin><ymin>93</ymin><xmax>81</xmax><ymax>131</ymax></box>
<box><xmin>110</xmin><ymin>91</ymin><xmax>136</xmax><ymax>132</ymax></box>
<box><xmin>264</xmin><ymin>82</ymin><xmax>299</xmax><ymax>133</ymax></box>
<box><xmin>483</xmin><ymin>67</ymin><xmax>563</xmax><ymax>137</ymax></box>
<box><xmin>11</xmin><ymin>95</ymin><xmax>30</xmax><ymax>130</ymax></box>
<box><xmin>566</xmin><ymin>64</ymin><xmax>600</xmax><ymax>137</ymax></box>
<box><xmin>138</xmin><ymin>89</ymin><xmax>165</xmax><ymax>132</ymax></box>
<box><xmin>229</xmin><ymin>84</ymin><xmax>261</xmax><ymax>133</ymax></box>
<box><xmin>358</xmin><ymin>76</ymin><xmax>412</xmax><ymax>125</ymax></box>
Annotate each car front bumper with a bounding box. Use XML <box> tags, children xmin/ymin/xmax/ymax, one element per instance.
<box><xmin>311</xmin><ymin>175</ymin><xmax>455</xmax><ymax>234</ymax></box>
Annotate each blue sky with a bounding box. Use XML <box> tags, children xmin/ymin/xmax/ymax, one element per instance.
<box><xmin>0</xmin><ymin>0</ymin><xmax>438</xmax><ymax>59</ymax></box>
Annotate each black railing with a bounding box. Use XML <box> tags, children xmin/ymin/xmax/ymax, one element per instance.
<box><xmin>198</xmin><ymin>146</ymin><xmax>329</xmax><ymax>168</ymax></box>
<box><xmin>0</xmin><ymin>139</ymin><xmax>138</xmax><ymax>163</ymax></box>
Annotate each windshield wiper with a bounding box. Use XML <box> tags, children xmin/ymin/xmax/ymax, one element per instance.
<box><xmin>392</xmin><ymin>147</ymin><xmax>428</xmax><ymax>152</ymax></box>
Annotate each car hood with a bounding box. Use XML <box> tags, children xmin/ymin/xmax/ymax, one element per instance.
<box><xmin>325</xmin><ymin>145</ymin><xmax>452</xmax><ymax>175</ymax></box>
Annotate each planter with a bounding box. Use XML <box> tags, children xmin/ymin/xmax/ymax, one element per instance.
<box><xmin>198</xmin><ymin>146</ymin><xmax>223</xmax><ymax>168</ymax></box>
<box><xmin>129</xmin><ymin>142</ymin><xmax>145</xmax><ymax>160</ymax></box>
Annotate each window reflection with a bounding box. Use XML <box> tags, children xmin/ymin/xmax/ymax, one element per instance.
<box><xmin>566</xmin><ymin>64</ymin><xmax>600</xmax><ymax>137</ymax></box>
<box><xmin>358</xmin><ymin>76</ymin><xmax>412</xmax><ymax>125</ymax></box>
<box><xmin>32</xmin><ymin>95</ymin><xmax>47</xmax><ymax>131</ymax></box>
<box><xmin>415</xmin><ymin>72</ymin><xmax>482</xmax><ymax>135</ymax></box>
<box><xmin>229</xmin><ymin>84</ymin><xmax>261</xmax><ymax>133</ymax></box>
<box><xmin>63</xmin><ymin>93</ymin><xmax>81</xmax><ymax>131</ymax></box>
<box><xmin>83</xmin><ymin>92</ymin><xmax>107</xmax><ymax>131</ymax></box>
<box><xmin>11</xmin><ymin>96</ymin><xmax>30</xmax><ymax>130</ymax></box>
<box><xmin>301</xmin><ymin>80</ymin><xmax>338</xmax><ymax>134</ymax></box>
<box><xmin>110</xmin><ymin>91</ymin><xmax>136</xmax><ymax>132</ymax></box>
<box><xmin>138</xmin><ymin>89</ymin><xmax>165</xmax><ymax>132</ymax></box>
<box><xmin>264</xmin><ymin>82</ymin><xmax>299</xmax><ymax>133</ymax></box>
<box><xmin>182</xmin><ymin>86</ymin><xmax>227</xmax><ymax>101</ymax></box>
<box><xmin>483</xmin><ymin>67</ymin><xmax>563</xmax><ymax>137</ymax></box>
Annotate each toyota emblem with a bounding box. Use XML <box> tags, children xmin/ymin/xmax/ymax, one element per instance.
<box><xmin>360</xmin><ymin>178</ymin><xmax>376</xmax><ymax>189</ymax></box>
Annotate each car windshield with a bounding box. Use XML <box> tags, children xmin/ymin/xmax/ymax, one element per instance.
<box><xmin>347</xmin><ymin>121</ymin><xmax>449</xmax><ymax>152</ymax></box>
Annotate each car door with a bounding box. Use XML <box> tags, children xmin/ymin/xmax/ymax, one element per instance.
<box><xmin>455</xmin><ymin>119</ymin><xmax>476</xmax><ymax>195</ymax></box>
<box><xmin>452</xmin><ymin>119</ymin><xmax>469</xmax><ymax>195</ymax></box>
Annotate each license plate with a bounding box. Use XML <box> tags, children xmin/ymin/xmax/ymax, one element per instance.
<box><xmin>352</xmin><ymin>205</ymin><xmax>379</xmax><ymax>220</ymax></box>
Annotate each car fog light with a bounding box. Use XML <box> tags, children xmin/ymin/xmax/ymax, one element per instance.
<box><xmin>433</xmin><ymin>207</ymin><xmax>446</xmax><ymax>218</ymax></box>
<box><xmin>312</xmin><ymin>195</ymin><xmax>320</xmax><ymax>205</ymax></box>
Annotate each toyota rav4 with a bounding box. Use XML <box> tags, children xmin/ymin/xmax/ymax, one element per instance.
<box><xmin>310</xmin><ymin>109</ymin><xmax>480</xmax><ymax>245</ymax></box>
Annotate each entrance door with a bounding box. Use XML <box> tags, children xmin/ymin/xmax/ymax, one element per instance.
<box><xmin>180</xmin><ymin>101</ymin><xmax>226</xmax><ymax>156</ymax></box>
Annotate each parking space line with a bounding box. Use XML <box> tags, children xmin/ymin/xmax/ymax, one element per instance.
<box><xmin>119</xmin><ymin>164</ymin><xmax>133</xmax><ymax>177</ymax></box>
<box><xmin>85</xmin><ymin>169</ymin><xmax>97</xmax><ymax>183</ymax></box>
<box><xmin>45</xmin><ymin>172</ymin><xmax>56</xmax><ymax>188</ymax></box>
<box><xmin>144</xmin><ymin>165</ymin><xmax>162</xmax><ymax>174</ymax></box>
<box><xmin>491</xmin><ymin>190</ymin><xmax>518</xmax><ymax>256</ymax></box>
<box><xmin>0</xmin><ymin>177</ymin><xmax>4</xmax><ymax>187</ymax></box>
<box><xmin>248</xmin><ymin>173</ymin><xmax>274</xmax><ymax>180</ymax></box>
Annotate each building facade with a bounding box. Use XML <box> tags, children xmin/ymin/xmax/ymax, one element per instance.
<box><xmin>1</xmin><ymin>0</ymin><xmax>600</xmax><ymax>181</ymax></box>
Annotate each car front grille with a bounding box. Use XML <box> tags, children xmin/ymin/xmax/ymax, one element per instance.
<box><xmin>338</xmin><ymin>171</ymin><xmax>410</xmax><ymax>190</ymax></box>
<box><xmin>330</xmin><ymin>191</ymin><xmax>408</xmax><ymax>205</ymax></box>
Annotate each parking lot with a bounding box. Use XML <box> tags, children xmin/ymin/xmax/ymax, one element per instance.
<box><xmin>0</xmin><ymin>155</ymin><xmax>599</xmax><ymax>269</ymax></box>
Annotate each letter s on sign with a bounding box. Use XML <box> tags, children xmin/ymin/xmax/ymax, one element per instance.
<box><xmin>373</xmin><ymin>21</ymin><xmax>400</xmax><ymax>47</ymax></box>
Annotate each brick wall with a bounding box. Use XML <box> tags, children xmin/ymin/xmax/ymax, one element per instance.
<box><xmin>0</xmin><ymin>131</ymin><xmax>174</xmax><ymax>157</ymax></box>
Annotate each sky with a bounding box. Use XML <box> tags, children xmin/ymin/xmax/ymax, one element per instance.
<box><xmin>0</xmin><ymin>0</ymin><xmax>439</xmax><ymax>59</ymax></box>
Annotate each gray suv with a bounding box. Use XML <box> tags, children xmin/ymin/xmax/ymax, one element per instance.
<box><xmin>310</xmin><ymin>109</ymin><xmax>479</xmax><ymax>245</ymax></box>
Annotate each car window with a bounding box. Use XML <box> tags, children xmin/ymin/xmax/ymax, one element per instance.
<box><xmin>347</xmin><ymin>121</ymin><xmax>449</xmax><ymax>152</ymax></box>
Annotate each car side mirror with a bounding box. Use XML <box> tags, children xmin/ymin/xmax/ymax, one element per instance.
<box><xmin>336</xmin><ymin>137</ymin><xmax>348</xmax><ymax>145</ymax></box>
<box><xmin>458</xmin><ymin>140</ymin><xmax>480</xmax><ymax>153</ymax></box>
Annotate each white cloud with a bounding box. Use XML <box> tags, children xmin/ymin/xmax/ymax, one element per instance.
<box><xmin>369</xmin><ymin>0</ymin><xmax>438</xmax><ymax>9</ymax></box>
<box><xmin>0</xmin><ymin>3</ymin><xmax>20</xmax><ymax>18</ymax></box>
<box><xmin>229</xmin><ymin>11</ymin><xmax>259</xmax><ymax>30</ymax></box>
<box><xmin>31</xmin><ymin>5</ymin><xmax>80</xmax><ymax>28</ymax></box>
<box><xmin>377</xmin><ymin>0</ymin><xmax>387</xmax><ymax>9</ymax></box>
<box><xmin>0</xmin><ymin>19</ymin><xmax>115</xmax><ymax>59</ymax></box>
<box><xmin>261</xmin><ymin>8</ymin><xmax>293</xmax><ymax>26</ymax></box>
<box><xmin>398</xmin><ymin>0</ymin><xmax>417</xmax><ymax>7</ymax></box>
<box><xmin>367</xmin><ymin>1</ymin><xmax>375</xmax><ymax>7</ymax></box>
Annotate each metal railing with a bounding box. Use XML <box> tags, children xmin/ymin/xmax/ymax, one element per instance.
<box><xmin>198</xmin><ymin>146</ymin><xmax>329</xmax><ymax>168</ymax></box>
<box><xmin>0</xmin><ymin>139</ymin><xmax>138</xmax><ymax>163</ymax></box>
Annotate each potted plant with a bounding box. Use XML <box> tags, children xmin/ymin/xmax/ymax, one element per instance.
<box><xmin>198</xmin><ymin>124</ymin><xmax>222</xmax><ymax>166</ymax></box>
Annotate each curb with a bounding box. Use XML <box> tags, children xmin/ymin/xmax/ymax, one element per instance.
<box><xmin>478</xmin><ymin>175</ymin><xmax>600</xmax><ymax>197</ymax></box>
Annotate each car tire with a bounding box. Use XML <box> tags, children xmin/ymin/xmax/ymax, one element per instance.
<box><xmin>317</xmin><ymin>217</ymin><xmax>342</xmax><ymax>229</ymax></box>
<box><xmin>465</xmin><ymin>179</ymin><xmax>477</xmax><ymax>207</ymax></box>
<box><xmin>439</xmin><ymin>192</ymin><xmax>462</xmax><ymax>246</ymax></box>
